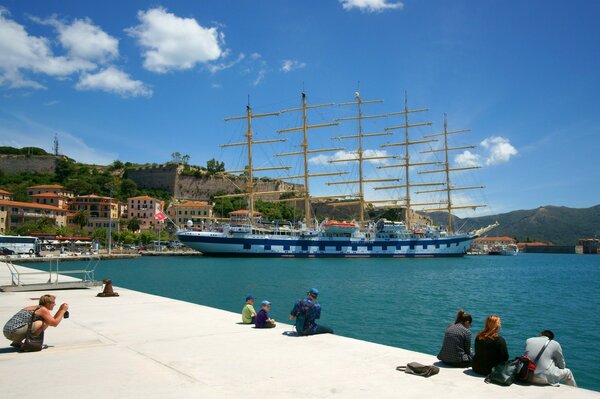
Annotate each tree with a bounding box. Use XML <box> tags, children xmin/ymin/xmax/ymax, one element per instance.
<box><xmin>171</xmin><ymin>152</ymin><xmax>182</xmax><ymax>163</ymax></box>
<box><xmin>181</xmin><ymin>154</ymin><xmax>190</xmax><ymax>165</ymax></box>
<box><xmin>127</xmin><ymin>218</ymin><xmax>141</xmax><ymax>232</ymax></box>
<box><xmin>206</xmin><ymin>158</ymin><xmax>225</xmax><ymax>175</ymax></box>
<box><xmin>73</xmin><ymin>210</ymin><xmax>89</xmax><ymax>231</ymax></box>
<box><xmin>92</xmin><ymin>228</ymin><xmax>108</xmax><ymax>246</ymax></box>
<box><xmin>120</xmin><ymin>178</ymin><xmax>138</xmax><ymax>199</ymax></box>
<box><xmin>139</xmin><ymin>231</ymin><xmax>155</xmax><ymax>246</ymax></box>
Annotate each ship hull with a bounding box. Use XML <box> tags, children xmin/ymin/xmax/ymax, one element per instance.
<box><xmin>176</xmin><ymin>231</ymin><xmax>475</xmax><ymax>258</ymax></box>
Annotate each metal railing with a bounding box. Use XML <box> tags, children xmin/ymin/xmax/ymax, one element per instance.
<box><xmin>3</xmin><ymin>257</ymin><xmax>99</xmax><ymax>288</ymax></box>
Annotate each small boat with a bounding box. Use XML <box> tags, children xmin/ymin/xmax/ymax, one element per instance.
<box><xmin>489</xmin><ymin>244</ymin><xmax>519</xmax><ymax>256</ymax></box>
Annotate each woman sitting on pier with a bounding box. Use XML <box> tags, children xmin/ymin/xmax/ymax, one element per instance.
<box><xmin>437</xmin><ymin>309</ymin><xmax>473</xmax><ymax>367</ymax></box>
<box><xmin>3</xmin><ymin>294</ymin><xmax>69</xmax><ymax>349</ymax></box>
<box><xmin>472</xmin><ymin>315</ymin><xmax>509</xmax><ymax>376</ymax></box>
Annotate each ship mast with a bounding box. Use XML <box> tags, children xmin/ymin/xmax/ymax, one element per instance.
<box><xmin>373</xmin><ymin>92</ymin><xmax>441</xmax><ymax>229</ymax></box>
<box><xmin>217</xmin><ymin>102</ymin><xmax>289</xmax><ymax>223</ymax></box>
<box><xmin>417</xmin><ymin>113</ymin><xmax>486</xmax><ymax>233</ymax></box>
<box><xmin>331</xmin><ymin>92</ymin><xmax>400</xmax><ymax>227</ymax></box>
<box><xmin>275</xmin><ymin>92</ymin><xmax>345</xmax><ymax>228</ymax></box>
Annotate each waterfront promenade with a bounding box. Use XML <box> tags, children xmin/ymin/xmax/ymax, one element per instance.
<box><xmin>0</xmin><ymin>263</ymin><xmax>597</xmax><ymax>399</ymax></box>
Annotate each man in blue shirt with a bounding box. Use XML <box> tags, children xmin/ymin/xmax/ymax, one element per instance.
<box><xmin>289</xmin><ymin>288</ymin><xmax>334</xmax><ymax>336</ymax></box>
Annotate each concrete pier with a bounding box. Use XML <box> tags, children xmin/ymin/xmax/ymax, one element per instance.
<box><xmin>0</xmin><ymin>263</ymin><xmax>598</xmax><ymax>398</ymax></box>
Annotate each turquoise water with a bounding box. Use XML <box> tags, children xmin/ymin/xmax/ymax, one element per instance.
<box><xmin>25</xmin><ymin>254</ymin><xmax>600</xmax><ymax>391</ymax></box>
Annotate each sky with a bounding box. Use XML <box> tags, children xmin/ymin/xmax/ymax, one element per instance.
<box><xmin>0</xmin><ymin>0</ymin><xmax>599</xmax><ymax>217</ymax></box>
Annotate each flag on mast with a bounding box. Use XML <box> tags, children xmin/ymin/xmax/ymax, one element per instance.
<box><xmin>155</xmin><ymin>204</ymin><xmax>166</xmax><ymax>222</ymax></box>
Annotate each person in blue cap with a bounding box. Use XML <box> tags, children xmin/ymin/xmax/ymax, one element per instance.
<box><xmin>289</xmin><ymin>287</ymin><xmax>333</xmax><ymax>336</ymax></box>
<box><xmin>255</xmin><ymin>300</ymin><xmax>276</xmax><ymax>329</ymax></box>
<box><xmin>241</xmin><ymin>295</ymin><xmax>256</xmax><ymax>324</ymax></box>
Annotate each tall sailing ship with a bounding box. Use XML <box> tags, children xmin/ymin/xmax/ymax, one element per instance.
<box><xmin>176</xmin><ymin>91</ymin><xmax>495</xmax><ymax>257</ymax></box>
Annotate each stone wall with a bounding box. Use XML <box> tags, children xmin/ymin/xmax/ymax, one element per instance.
<box><xmin>0</xmin><ymin>155</ymin><xmax>57</xmax><ymax>174</ymax></box>
<box><xmin>126</xmin><ymin>164</ymin><xmax>181</xmax><ymax>193</ymax></box>
<box><xmin>175</xmin><ymin>175</ymin><xmax>301</xmax><ymax>201</ymax></box>
<box><xmin>127</xmin><ymin>164</ymin><xmax>302</xmax><ymax>201</ymax></box>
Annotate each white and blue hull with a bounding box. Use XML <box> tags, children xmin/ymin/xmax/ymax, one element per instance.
<box><xmin>177</xmin><ymin>230</ymin><xmax>476</xmax><ymax>258</ymax></box>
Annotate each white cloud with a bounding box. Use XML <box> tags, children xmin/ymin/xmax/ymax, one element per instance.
<box><xmin>455</xmin><ymin>150</ymin><xmax>481</xmax><ymax>167</ymax></box>
<box><xmin>281</xmin><ymin>59</ymin><xmax>306</xmax><ymax>73</ymax></box>
<box><xmin>55</xmin><ymin>18</ymin><xmax>119</xmax><ymax>62</ymax></box>
<box><xmin>0</xmin><ymin>10</ymin><xmax>95</xmax><ymax>89</ymax></box>
<box><xmin>127</xmin><ymin>7</ymin><xmax>224</xmax><ymax>73</ymax></box>
<box><xmin>480</xmin><ymin>136</ymin><xmax>517</xmax><ymax>165</ymax></box>
<box><xmin>340</xmin><ymin>0</ymin><xmax>404</xmax><ymax>13</ymax></box>
<box><xmin>76</xmin><ymin>66</ymin><xmax>152</xmax><ymax>97</ymax></box>
<box><xmin>207</xmin><ymin>52</ymin><xmax>245</xmax><ymax>74</ymax></box>
<box><xmin>245</xmin><ymin>53</ymin><xmax>267</xmax><ymax>86</ymax></box>
<box><xmin>309</xmin><ymin>149</ymin><xmax>391</xmax><ymax>165</ymax></box>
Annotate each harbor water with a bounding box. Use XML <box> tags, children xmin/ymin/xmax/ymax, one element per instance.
<box><xmin>22</xmin><ymin>253</ymin><xmax>600</xmax><ymax>391</ymax></box>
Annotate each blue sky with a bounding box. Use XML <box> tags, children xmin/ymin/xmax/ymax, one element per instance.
<box><xmin>0</xmin><ymin>0</ymin><xmax>598</xmax><ymax>216</ymax></box>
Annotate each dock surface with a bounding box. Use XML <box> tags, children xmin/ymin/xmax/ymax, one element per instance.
<box><xmin>0</xmin><ymin>263</ymin><xmax>597</xmax><ymax>398</ymax></box>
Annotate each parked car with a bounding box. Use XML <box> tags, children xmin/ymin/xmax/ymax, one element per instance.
<box><xmin>1</xmin><ymin>247</ymin><xmax>15</xmax><ymax>255</ymax></box>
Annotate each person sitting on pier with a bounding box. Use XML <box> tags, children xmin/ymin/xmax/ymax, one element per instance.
<box><xmin>3</xmin><ymin>294</ymin><xmax>69</xmax><ymax>349</ymax></box>
<box><xmin>241</xmin><ymin>295</ymin><xmax>256</xmax><ymax>324</ymax></box>
<box><xmin>437</xmin><ymin>309</ymin><xmax>473</xmax><ymax>367</ymax></box>
<box><xmin>289</xmin><ymin>288</ymin><xmax>334</xmax><ymax>336</ymax></box>
<box><xmin>472</xmin><ymin>315</ymin><xmax>509</xmax><ymax>375</ymax></box>
<box><xmin>524</xmin><ymin>330</ymin><xmax>576</xmax><ymax>387</ymax></box>
<box><xmin>255</xmin><ymin>300</ymin><xmax>276</xmax><ymax>329</ymax></box>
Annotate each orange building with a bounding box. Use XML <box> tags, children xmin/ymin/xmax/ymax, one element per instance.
<box><xmin>0</xmin><ymin>189</ymin><xmax>12</xmax><ymax>200</ymax></box>
<box><xmin>68</xmin><ymin>194</ymin><xmax>123</xmax><ymax>232</ymax></box>
<box><xmin>30</xmin><ymin>192</ymin><xmax>70</xmax><ymax>209</ymax></box>
<box><xmin>27</xmin><ymin>184</ymin><xmax>74</xmax><ymax>198</ymax></box>
<box><xmin>0</xmin><ymin>199</ymin><xmax>67</xmax><ymax>234</ymax></box>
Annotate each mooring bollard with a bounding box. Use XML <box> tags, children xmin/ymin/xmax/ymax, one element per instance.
<box><xmin>97</xmin><ymin>278</ymin><xmax>119</xmax><ymax>297</ymax></box>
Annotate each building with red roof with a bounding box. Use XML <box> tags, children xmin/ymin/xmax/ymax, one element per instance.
<box><xmin>0</xmin><ymin>199</ymin><xmax>67</xmax><ymax>234</ymax></box>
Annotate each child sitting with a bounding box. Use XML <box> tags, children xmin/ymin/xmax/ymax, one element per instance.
<box><xmin>255</xmin><ymin>300</ymin><xmax>276</xmax><ymax>328</ymax></box>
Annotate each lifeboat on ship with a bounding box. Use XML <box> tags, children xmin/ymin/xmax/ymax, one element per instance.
<box><xmin>322</xmin><ymin>220</ymin><xmax>360</xmax><ymax>234</ymax></box>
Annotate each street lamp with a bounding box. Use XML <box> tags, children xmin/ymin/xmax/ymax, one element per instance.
<box><xmin>108</xmin><ymin>185</ymin><xmax>113</xmax><ymax>256</ymax></box>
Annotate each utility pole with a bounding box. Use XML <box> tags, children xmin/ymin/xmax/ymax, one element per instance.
<box><xmin>108</xmin><ymin>186</ymin><xmax>113</xmax><ymax>256</ymax></box>
<box><xmin>53</xmin><ymin>134</ymin><xmax>59</xmax><ymax>156</ymax></box>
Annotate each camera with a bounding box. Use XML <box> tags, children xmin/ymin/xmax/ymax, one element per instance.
<box><xmin>64</xmin><ymin>311</ymin><xmax>70</xmax><ymax>319</ymax></box>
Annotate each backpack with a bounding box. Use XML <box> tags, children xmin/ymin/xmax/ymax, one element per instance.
<box><xmin>294</xmin><ymin>299</ymin><xmax>316</xmax><ymax>336</ymax></box>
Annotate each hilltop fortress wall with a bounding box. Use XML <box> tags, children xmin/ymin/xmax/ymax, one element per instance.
<box><xmin>126</xmin><ymin>165</ymin><xmax>302</xmax><ymax>201</ymax></box>
<box><xmin>0</xmin><ymin>155</ymin><xmax>57</xmax><ymax>174</ymax></box>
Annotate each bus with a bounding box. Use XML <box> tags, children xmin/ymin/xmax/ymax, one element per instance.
<box><xmin>0</xmin><ymin>235</ymin><xmax>41</xmax><ymax>255</ymax></box>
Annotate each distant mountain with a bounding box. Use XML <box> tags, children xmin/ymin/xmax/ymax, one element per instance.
<box><xmin>426</xmin><ymin>205</ymin><xmax>600</xmax><ymax>245</ymax></box>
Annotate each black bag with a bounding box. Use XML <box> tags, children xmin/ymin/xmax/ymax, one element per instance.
<box><xmin>20</xmin><ymin>307</ymin><xmax>44</xmax><ymax>352</ymax></box>
<box><xmin>485</xmin><ymin>358</ymin><xmax>520</xmax><ymax>386</ymax></box>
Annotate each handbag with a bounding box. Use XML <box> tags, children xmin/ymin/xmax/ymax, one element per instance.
<box><xmin>396</xmin><ymin>362</ymin><xmax>440</xmax><ymax>378</ymax></box>
<box><xmin>484</xmin><ymin>358</ymin><xmax>520</xmax><ymax>386</ymax></box>
<box><xmin>20</xmin><ymin>307</ymin><xmax>44</xmax><ymax>352</ymax></box>
<box><xmin>516</xmin><ymin>338</ymin><xmax>552</xmax><ymax>382</ymax></box>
